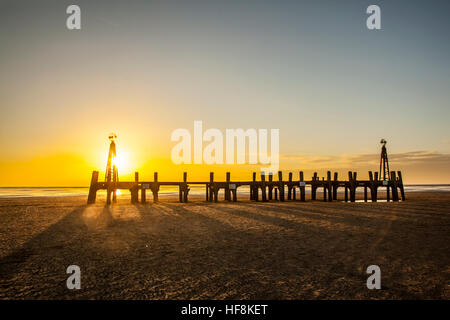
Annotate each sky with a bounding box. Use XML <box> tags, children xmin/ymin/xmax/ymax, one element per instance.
<box><xmin>0</xmin><ymin>0</ymin><xmax>449</xmax><ymax>185</ymax></box>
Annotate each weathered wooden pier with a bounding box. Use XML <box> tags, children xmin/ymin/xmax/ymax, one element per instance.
<box><xmin>87</xmin><ymin>170</ymin><xmax>406</xmax><ymax>205</ymax></box>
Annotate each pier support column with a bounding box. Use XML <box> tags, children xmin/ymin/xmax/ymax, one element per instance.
<box><xmin>87</xmin><ymin>171</ymin><xmax>99</xmax><ymax>204</ymax></box>
<box><xmin>250</xmin><ymin>172</ymin><xmax>257</xmax><ymax>201</ymax></box>
<box><xmin>153</xmin><ymin>172</ymin><xmax>159</xmax><ymax>202</ymax></box>
<box><xmin>349</xmin><ymin>172</ymin><xmax>357</xmax><ymax>202</ymax></box>
<box><xmin>391</xmin><ymin>171</ymin><xmax>399</xmax><ymax>202</ymax></box>
<box><xmin>261</xmin><ymin>173</ymin><xmax>267</xmax><ymax>202</ymax></box>
<box><xmin>268</xmin><ymin>174</ymin><xmax>273</xmax><ymax>200</ymax></box>
<box><xmin>398</xmin><ymin>171</ymin><xmax>406</xmax><ymax>201</ymax></box>
<box><xmin>179</xmin><ymin>172</ymin><xmax>189</xmax><ymax>203</ymax></box>
<box><xmin>327</xmin><ymin>171</ymin><xmax>332</xmax><ymax>202</ymax></box>
<box><xmin>130</xmin><ymin>172</ymin><xmax>139</xmax><ymax>204</ymax></box>
<box><xmin>288</xmin><ymin>172</ymin><xmax>293</xmax><ymax>200</ymax></box>
<box><xmin>278</xmin><ymin>171</ymin><xmax>285</xmax><ymax>201</ymax></box>
<box><xmin>311</xmin><ymin>172</ymin><xmax>317</xmax><ymax>200</ymax></box>
<box><xmin>300</xmin><ymin>171</ymin><xmax>305</xmax><ymax>202</ymax></box>
<box><xmin>333</xmin><ymin>172</ymin><xmax>338</xmax><ymax>200</ymax></box>
<box><xmin>141</xmin><ymin>188</ymin><xmax>146</xmax><ymax>204</ymax></box>
<box><xmin>209</xmin><ymin>172</ymin><xmax>214</xmax><ymax>202</ymax></box>
<box><xmin>225</xmin><ymin>172</ymin><xmax>231</xmax><ymax>201</ymax></box>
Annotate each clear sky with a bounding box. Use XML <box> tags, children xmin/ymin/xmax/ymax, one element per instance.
<box><xmin>1</xmin><ymin>0</ymin><xmax>449</xmax><ymax>185</ymax></box>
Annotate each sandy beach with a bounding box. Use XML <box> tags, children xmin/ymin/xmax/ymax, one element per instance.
<box><xmin>0</xmin><ymin>192</ymin><xmax>448</xmax><ymax>300</ymax></box>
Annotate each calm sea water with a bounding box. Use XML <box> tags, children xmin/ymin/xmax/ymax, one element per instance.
<box><xmin>0</xmin><ymin>185</ymin><xmax>449</xmax><ymax>198</ymax></box>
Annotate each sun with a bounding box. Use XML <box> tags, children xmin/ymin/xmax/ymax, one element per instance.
<box><xmin>112</xmin><ymin>150</ymin><xmax>132</xmax><ymax>175</ymax></box>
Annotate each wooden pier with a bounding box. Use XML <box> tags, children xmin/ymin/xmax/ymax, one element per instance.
<box><xmin>87</xmin><ymin>170</ymin><xmax>406</xmax><ymax>205</ymax></box>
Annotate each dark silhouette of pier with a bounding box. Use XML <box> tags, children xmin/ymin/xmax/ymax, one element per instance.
<box><xmin>87</xmin><ymin>170</ymin><xmax>406</xmax><ymax>205</ymax></box>
<box><xmin>88</xmin><ymin>135</ymin><xmax>405</xmax><ymax>205</ymax></box>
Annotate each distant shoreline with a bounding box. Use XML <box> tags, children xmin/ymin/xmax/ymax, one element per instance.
<box><xmin>1</xmin><ymin>185</ymin><xmax>450</xmax><ymax>199</ymax></box>
<box><xmin>1</xmin><ymin>184</ymin><xmax>450</xmax><ymax>188</ymax></box>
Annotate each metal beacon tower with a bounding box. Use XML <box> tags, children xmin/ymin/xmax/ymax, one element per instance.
<box><xmin>379</xmin><ymin>139</ymin><xmax>390</xmax><ymax>181</ymax></box>
<box><xmin>105</xmin><ymin>133</ymin><xmax>119</xmax><ymax>204</ymax></box>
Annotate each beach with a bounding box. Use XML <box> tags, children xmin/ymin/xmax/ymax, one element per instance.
<box><xmin>0</xmin><ymin>192</ymin><xmax>448</xmax><ymax>299</ymax></box>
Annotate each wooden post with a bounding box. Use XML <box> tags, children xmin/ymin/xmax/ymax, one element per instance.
<box><xmin>397</xmin><ymin>171</ymin><xmax>406</xmax><ymax>201</ymax></box>
<box><xmin>209</xmin><ymin>172</ymin><xmax>214</xmax><ymax>202</ymax></box>
<box><xmin>141</xmin><ymin>187</ymin><xmax>146</xmax><ymax>204</ymax></box>
<box><xmin>87</xmin><ymin>171</ymin><xmax>99</xmax><ymax>204</ymax></box>
<box><xmin>183</xmin><ymin>172</ymin><xmax>189</xmax><ymax>202</ymax></box>
<box><xmin>300</xmin><ymin>171</ymin><xmax>305</xmax><ymax>202</ymax></box>
<box><xmin>278</xmin><ymin>171</ymin><xmax>284</xmax><ymax>201</ymax></box>
<box><xmin>391</xmin><ymin>171</ymin><xmax>399</xmax><ymax>202</ymax></box>
<box><xmin>231</xmin><ymin>181</ymin><xmax>237</xmax><ymax>202</ymax></box>
<box><xmin>268</xmin><ymin>173</ymin><xmax>273</xmax><ymax>200</ymax></box>
<box><xmin>386</xmin><ymin>176</ymin><xmax>391</xmax><ymax>202</ymax></box>
<box><xmin>369</xmin><ymin>171</ymin><xmax>377</xmax><ymax>202</ymax></box>
<box><xmin>288</xmin><ymin>172</ymin><xmax>293</xmax><ymax>200</ymax></box>
<box><xmin>261</xmin><ymin>173</ymin><xmax>267</xmax><ymax>202</ymax></box>
<box><xmin>311</xmin><ymin>172</ymin><xmax>317</xmax><ymax>200</ymax></box>
<box><xmin>333</xmin><ymin>172</ymin><xmax>338</xmax><ymax>200</ymax></box>
<box><xmin>344</xmin><ymin>186</ymin><xmax>348</xmax><ymax>202</ymax></box>
<box><xmin>327</xmin><ymin>171</ymin><xmax>332</xmax><ymax>202</ymax></box>
<box><xmin>349</xmin><ymin>171</ymin><xmax>356</xmax><ymax>202</ymax></box>
<box><xmin>364</xmin><ymin>186</ymin><xmax>368</xmax><ymax>202</ymax></box>
<box><xmin>226</xmin><ymin>172</ymin><xmax>231</xmax><ymax>201</ymax></box>
<box><xmin>251</xmin><ymin>172</ymin><xmax>257</xmax><ymax>201</ymax></box>
<box><xmin>153</xmin><ymin>172</ymin><xmax>159</xmax><ymax>202</ymax></box>
<box><xmin>351</xmin><ymin>172</ymin><xmax>357</xmax><ymax>202</ymax></box>
<box><xmin>130</xmin><ymin>171</ymin><xmax>139</xmax><ymax>203</ymax></box>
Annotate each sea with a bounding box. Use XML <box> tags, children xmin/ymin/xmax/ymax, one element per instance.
<box><xmin>0</xmin><ymin>185</ymin><xmax>449</xmax><ymax>198</ymax></box>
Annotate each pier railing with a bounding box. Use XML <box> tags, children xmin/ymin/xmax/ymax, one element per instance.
<box><xmin>87</xmin><ymin>170</ymin><xmax>406</xmax><ymax>205</ymax></box>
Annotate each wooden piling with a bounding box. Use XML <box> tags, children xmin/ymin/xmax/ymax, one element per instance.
<box><xmin>311</xmin><ymin>172</ymin><xmax>318</xmax><ymax>200</ymax></box>
<box><xmin>391</xmin><ymin>171</ymin><xmax>399</xmax><ymax>202</ymax></box>
<box><xmin>333</xmin><ymin>172</ymin><xmax>338</xmax><ymax>200</ymax></box>
<box><xmin>397</xmin><ymin>171</ymin><xmax>406</xmax><ymax>201</ymax></box>
<box><xmin>251</xmin><ymin>172</ymin><xmax>256</xmax><ymax>200</ymax></box>
<box><xmin>209</xmin><ymin>172</ymin><xmax>214</xmax><ymax>202</ymax></box>
<box><xmin>130</xmin><ymin>172</ymin><xmax>139</xmax><ymax>203</ymax></box>
<box><xmin>178</xmin><ymin>172</ymin><xmax>189</xmax><ymax>203</ymax></box>
<box><xmin>288</xmin><ymin>172</ymin><xmax>293</xmax><ymax>200</ymax></box>
<box><xmin>141</xmin><ymin>186</ymin><xmax>146</xmax><ymax>204</ymax></box>
<box><xmin>153</xmin><ymin>172</ymin><xmax>159</xmax><ymax>202</ymax></box>
<box><xmin>87</xmin><ymin>171</ymin><xmax>99</xmax><ymax>204</ymax></box>
<box><xmin>369</xmin><ymin>171</ymin><xmax>377</xmax><ymax>202</ymax></box>
<box><xmin>327</xmin><ymin>171</ymin><xmax>332</xmax><ymax>202</ymax></box>
<box><xmin>225</xmin><ymin>172</ymin><xmax>231</xmax><ymax>201</ymax></box>
<box><xmin>261</xmin><ymin>173</ymin><xmax>267</xmax><ymax>202</ymax></box>
<box><xmin>300</xmin><ymin>171</ymin><xmax>305</xmax><ymax>202</ymax></box>
<box><xmin>278</xmin><ymin>171</ymin><xmax>285</xmax><ymax>201</ymax></box>
<box><xmin>268</xmin><ymin>173</ymin><xmax>273</xmax><ymax>200</ymax></box>
<box><xmin>351</xmin><ymin>172</ymin><xmax>357</xmax><ymax>202</ymax></box>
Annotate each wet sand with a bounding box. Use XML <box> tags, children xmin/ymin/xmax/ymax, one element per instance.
<box><xmin>0</xmin><ymin>192</ymin><xmax>449</xmax><ymax>299</ymax></box>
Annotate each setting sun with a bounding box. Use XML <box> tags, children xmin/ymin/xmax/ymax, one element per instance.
<box><xmin>112</xmin><ymin>150</ymin><xmax>132</xmax><ymax>175</ymax></box>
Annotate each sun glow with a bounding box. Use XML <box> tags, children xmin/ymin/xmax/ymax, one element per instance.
<box><xmin>112</xmin><ymin>150</ymin><xmax>132</xmax><ymax>175</ymax></box>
